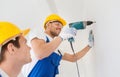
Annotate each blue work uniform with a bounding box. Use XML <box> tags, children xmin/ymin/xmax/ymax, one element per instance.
<box><xmin>28</xmin><ymin>37</ymin><xmax>62</xmax><ymax>77</ymax></box>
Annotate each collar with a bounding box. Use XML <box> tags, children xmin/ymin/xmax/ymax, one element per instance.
<box><xmin>45</xmin><ymin>33</ymin><xmax>53</xmax><ymax>41</ymax></box>
<box><xmin>0</xmin><ymin>68</ymin><xmax>9</xmax><ymax>77</ymax></box>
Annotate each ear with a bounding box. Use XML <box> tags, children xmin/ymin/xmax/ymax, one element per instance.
<box><xmin>7</xmin><ymin>43</ymin><xmax>16</xmax><ymax>55</ymax></box>
<box><xmin>46</xmin><ymin>23</ymin><xmax>51</xmax><ymax>29</ymax></box>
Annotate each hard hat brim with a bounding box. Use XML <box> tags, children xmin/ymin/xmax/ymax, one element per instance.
<box><xmin>21</xmin><ymin>28</ymin><xmax>30</xmax><ymax>36</ymax></box>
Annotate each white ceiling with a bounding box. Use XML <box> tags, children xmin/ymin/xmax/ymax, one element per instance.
<box><xmin>46</xmin><ymin>0</ymin><xmax>86</xmax><ymax>22</ymax></box>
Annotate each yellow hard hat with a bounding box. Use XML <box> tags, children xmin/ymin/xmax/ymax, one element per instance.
<box><xmin>0</xmin><ymin>21</ymin><xmax>30</xmax><ymax>46</ymax></box>
<box><xmin>44</xmin><ymin>14</ymin><xmax>67</xmax><ymax>29</ymax></box>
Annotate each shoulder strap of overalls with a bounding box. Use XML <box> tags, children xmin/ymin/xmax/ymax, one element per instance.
<box><xmin>46</xmin><ymin>36</ymin><xmax>62</xmax><ymax>56</ymax></box>
<box><xmin>0</xmin><ymin>74</ymin><xmax>2</xmax><ymax>77</ymax></box>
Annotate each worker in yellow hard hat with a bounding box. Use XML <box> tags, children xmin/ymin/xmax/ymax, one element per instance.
<box><xmin>0</xmin><ymin>21</ymin><xmax>31</xmax><ymax>77</ymax></box>
<box><xmin>22</xmin><ymin>14</ymin><xmax>94</xmax><ymax>77</ymax></box>
<box><xmin>43</xmin><ymin>14</ymin><xmax>66</xmax><ymax>29</ymax></box>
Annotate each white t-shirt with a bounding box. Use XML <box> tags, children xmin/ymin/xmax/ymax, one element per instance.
<box><xmin>0</xmin><ymin>68</ymin><xmax>9</xmax><ymax>77</ymax></box>
<box><xmin>0</xmin><ymin>68</ymin><xmax>24</xmax><ymax>77</ymax></box>
<box><xmin>22</xmin><ymin>29</ymin><xmax>64</xmax><ymax>77</ymax></box>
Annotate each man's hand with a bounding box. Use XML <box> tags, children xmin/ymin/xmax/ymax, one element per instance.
<box><xmin>88</xmin><ymin>30</ymin><xmax>94</xmax><ymax>47</ymax></box>
<box><xmin>59</xmin><ymin>27</ymin><xmax>77</xmax><ymax>40</ymax></box>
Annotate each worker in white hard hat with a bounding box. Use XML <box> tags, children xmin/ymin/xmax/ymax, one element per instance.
<box><xmin>22</xmin><ymin>14</ymin><xmax>94</xmax><ymax>77</ymax></box>
<box><xmin>0</xmin><ymin>21</ymin><xmax>31</xmax><ymax>77</ymax></box>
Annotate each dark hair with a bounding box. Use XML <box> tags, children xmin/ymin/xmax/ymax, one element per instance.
<box><xmin>0</xmin><ymin>37</ymin><xmax>20</xmax><ymax>63</ymax></box>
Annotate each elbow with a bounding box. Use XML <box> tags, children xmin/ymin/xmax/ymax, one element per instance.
<box><xmin>36</xmin><ymin>53</ymin><xmax>49</xmax><ymax>60</ymax></box>
<box><xmin>35</xmin><ymin>53</ymin><xmax>46</xmax><ymax>60</ymax></box>
<box><xmin>36</xmin><ymin>49</ymin><xmax>53</xmax><ymax>60</ymax></box>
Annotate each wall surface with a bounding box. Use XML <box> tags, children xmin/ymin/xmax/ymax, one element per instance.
<box><xmin>83</xmin><ymin>0</ymin><xmax>120</xmax><ymax>77</ymax></box>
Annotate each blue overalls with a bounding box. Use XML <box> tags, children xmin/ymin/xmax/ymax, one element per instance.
<box><xmin>28</xmin><ymin>37</ymin><xmax>62</xmax><ymax>77</ymax></box>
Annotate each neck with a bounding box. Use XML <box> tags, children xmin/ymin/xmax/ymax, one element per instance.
<box><xmin>0</xmin><ymin>61</ymin><xmax>22</xmax><ymax>77</ymax></box>
<box><xmin>45</xmin><ymin>30</ymin><xmax>55</xmax><ymax>38</ymax></box>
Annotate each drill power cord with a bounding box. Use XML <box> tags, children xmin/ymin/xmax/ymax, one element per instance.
<box><xmin>70</xmin><ymin>41</ymin><xmax>80</xmax><ymax>77</ymax></box>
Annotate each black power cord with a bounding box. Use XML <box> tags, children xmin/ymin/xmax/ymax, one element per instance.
<box><xmin>70</xmin><ymin>41</ymin><xmax>80</xmax><ymax>77</ymax></box>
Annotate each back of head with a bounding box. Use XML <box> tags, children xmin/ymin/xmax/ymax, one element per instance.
<box><xmin>43</xmin><ymin>14</ymin><xmax>67</xmax><ymax>29</ymax></box>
